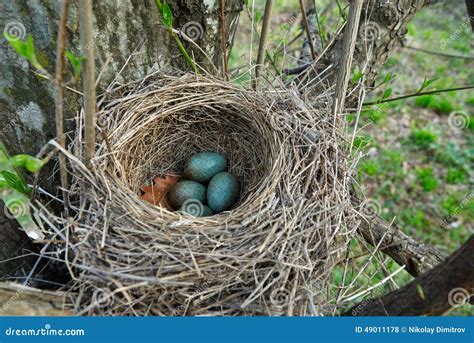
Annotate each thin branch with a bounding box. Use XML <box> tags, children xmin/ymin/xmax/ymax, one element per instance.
<box><xmin>171</xmin><ymin>32</ymin><xmax>198</xmax><ymax>73</ymax></box>
<box><xmin>312</xmin><ymin>0</ymin><xmax>326</xmax><ymax>47</ymax></box>
<box><xmin>299</xmin><ymin>0</ymin><xmax>317</xmax><ymax>60</ymax></box>
<box><xmin>78</xmin><ymin>0</ymin><xmax>96</xmax><ymax>168</ymax></box>
<box><xmin>154</xmin><ymin>0</ymin><xmax>198</xmax><ymax>73</ymax></box>
<box><xmin>404</xmin><ymin>45</ymin><xmax>474</xmax><ymax>60</ymax></box>
<box><xmin>54</xmin><ymin>0</ymin><xmax>69</xmax><ymax>213</ymax></box>
<box><xmin>220</xmin><ymin>0</ymin><xmax>229</xmax><ymax>80</ymax></box>
<box><xmin>363</xmin><ymin>85</ymin><xmax>474</xmax><ymax>106</ymax></box>
<box><xmin>253</xmin><ymin>0</ymin><xmax>273</xmax><ymax>90</ymax></box>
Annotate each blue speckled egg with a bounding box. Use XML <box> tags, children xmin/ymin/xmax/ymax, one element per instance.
<box><xmin>184</xmin><ymin>152</ymin><xmax>228</xmax><ymax>183</ymax></box>
<box><xmin>168</xmin><ymin>180</ymin><xmax>206</xmax><ymax>209</ymax></box>
<box><xmin>207</xmin><ymin>172</ymin><xmax>240</xmax><ymax>213</ymax></box>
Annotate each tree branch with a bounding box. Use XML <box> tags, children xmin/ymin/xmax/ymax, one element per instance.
<box><xmin>331</xmin><ymin>0</ymin><xmax>363</xmax><ymax>119</ymax></box>
<box><xmin>343</xmin><ymin>236</ymin><xmax>473</xmax><ymax>316</ymax></box>
<box><xmin>357</xmin><ymin>209</ymin><xmax>447</xmax><ymax>277</ymax></box>
<box><xmin>253</xmin><ymin>0</ymin><xmax>273</xmax><ymax>89</ymax></box>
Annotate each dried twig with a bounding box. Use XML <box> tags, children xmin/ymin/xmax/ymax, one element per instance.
<box><xmin>55</xmin><ymin>0</ymin><xmax>70</xmax><ymax>212</ymax></box>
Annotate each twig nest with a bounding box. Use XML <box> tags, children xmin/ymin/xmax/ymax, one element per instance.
<box><xmin>61</xmin><ymin>72</ymin><xmax>357</xmax><ymax>316</ymax></box>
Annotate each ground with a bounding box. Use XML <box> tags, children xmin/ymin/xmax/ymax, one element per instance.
<box><xmin>231</xmin><ymin>0</ymin><xmax>473</xmax><ymax>315</ymax></box>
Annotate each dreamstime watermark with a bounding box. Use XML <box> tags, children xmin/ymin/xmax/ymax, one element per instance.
<box><xmin>358</xmin><ymin>21</ymin><xmax>381</xmax><ymax>44</ymax></box>
<box><xmin>181</xmin><ymin>199</ymin><xmax>205</xmax><ymax>217</ymax></box>
<box><xmin>447</xmin><ymin>287</ymin><xmax>471</xmax><ymax>307</ymax></box>
<box><xmin>440</xmin><ymin>192</ymin><xmax>474</xmax><ymax>229</ymax></box>
<box><xmin>5</xmin><ymin>324</ymin><xmax>85</xmax><ymax>337</ymax></box>
<box><xmin>0</xmin><ymin>280</ymin><xmax>34</xmax><ymax>314</ymax></box>
<box><xmin>91</xmin><ymin>288</ymin><xmax>114</xmax><ymax>308</ymax></box>
<box><xmin>448</xmin><ymin>111</ymin><xmax>470</xmax><ymax>131</ymax></box>
<box><xmin>3</xmin><ymin>198</ymin><xmax>29</xmax><ymax>220</ymax></box>
<box><xmin>440</xmin><ymin>16</ymin><xmax>473</xmax><ymax>50</ymax></box>
<box><xmin>3</xmin><ymin>20</ymin><xmax>26</xmax><ymax>41</ymax></box>
<box><xmin>268</xmin><ymin>12</ymin><xmax>298</xmax><ymax>44</ymax></box>
<box><xmin>351</xmin><ymin>284</ymin><xmax>385</xmax><ymax>315</ymax></box>
<box><xmin>357</xmin><ymin>1</ymin><xmax>396</xmax><ymax>45</ymax></box>
<box><xmin>269</xmin><ymin>287</ymin><xmax>291</xmax><ymax>308</ymax></box>
<box><xmin>359</xmin><ymin>198</ymin><xmax>381</xmax><ymax>219</ymax></box>
<box><xmin>1</xmin><ymin>118</ymin><xmax>20</xmax><ymax>136</ymax></box>
<box><xmin>169</xmin><ymin>280</ymin><xmax>214</xmax><ymax>315</ymax></box>
<box><xmin>181</xmin><ymin>21</ymin><xmax>204</xmax><ymax>41</ymax></box>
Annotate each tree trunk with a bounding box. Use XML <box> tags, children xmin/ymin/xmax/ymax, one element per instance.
<box><xmin>343</xmin><ymin>236</ymin><xmax>474</xmax><ymax>316</ymax></box>
<box><xmin>303</xmin><ymin>0</ymin><xmax>434</xmax><ymax>95</ymax></box>
<box><xmin>0</xmin><ymin>0</ymin><xmax>242</xmax><ymax>282</ymax></box>
<box><xmin>1</xmin><ymin>0</ymin><xmax>242</xmax><ymax>164</ymax></box>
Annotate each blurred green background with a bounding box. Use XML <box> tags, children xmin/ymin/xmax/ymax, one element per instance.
<box><xmin>231</xmin><ymin>0</ymin><xmax>473</xmax><ymax>315</ymax></box>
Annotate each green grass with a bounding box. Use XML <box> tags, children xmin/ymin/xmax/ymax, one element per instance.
<box><xmin>410</xmin><ymin>127</ymin><xmax>438</xmax><ymax>148</ymax></box>
<box><xmin>415</xmin><ymin>167</ymin><xmax>438</xmax><ymax>192</ymax></box>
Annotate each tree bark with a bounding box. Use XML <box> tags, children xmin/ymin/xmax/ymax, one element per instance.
<box><xmin>343</xmin><ymin>236</ymin><xmax>474</xmax><ymax>316</ymax></box>
<box><xmin>354</xmin><ymin>200</ymin><xmax>447</xmax><ymax>277</ymax></box>
<box><xmin>0</xmin><ymin>0</ymin><xmax>242</xmax><ymax>282</ymax></box>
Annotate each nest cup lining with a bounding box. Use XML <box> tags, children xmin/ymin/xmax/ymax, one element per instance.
<box><xmin>118</xmin><ymin>104</ymin><xmax>274</xmax><ymax>214</ymax></box>
<box><xmin>62</xmin><ymin>72</ymin><xmax>356</xmax><ymax>316</ymax></box>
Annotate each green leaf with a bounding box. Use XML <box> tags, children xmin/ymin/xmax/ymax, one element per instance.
<box><xmin>418</xmin><ymin>76</ymin><xmax>439</xmax><ymax>93</ymax></box>
<box><xmin>0</xmin><ymin>170</ymin><xmax>30</xmax><ymax>194</ymax></box>
<box><xmin>0</xmin><ymin>175</ymin><xmax>7</xmax><ymax>189</ymax></box>
<box><xmin>10</xmin><ymin>154</ymin><xmax>44</xmax><ymax>172</ymax></box>
<box><xmin>4</xmin><ymin>33</ymin><xmax>43</xmax><ymax>71</ymax></box>
<box><xmin>381</xmin><ymin>88</ymin><xmax>393</xmax><ymax>100</ymax></box>
<box><xmin>1</xmin><ymin>189</ymin><xmax>43</xmax><ymax>240</ymax></box>
<box><xmin>65</xmin><ymin>51</ymin><xmax>86</xmax><ymax>80</ymax></box>
<box><xmin>11</xmin><ymin>154</ymin><xmax>30</xmax><ymax>168</ymax></box>
<box><xmin>161</xmin><ymin>1</ymin><xmax>173</xmax><ymax>28</ymax></box>
<box><xmin>416</xmin><ymin>284</ymin><xmax>426</xmax><ymax>300</ymax></box>
<box><xmin>154</xmin><ymin>0</ymin><xmax>163</xmax><ymax>11</ymax></box>
<box><xmin>351</xmin><ymin>66</ymin><xmax>363</xmax><ymax>84</ymax></box>
<box><xmin>25</xmin><ymin>157</ymin><xmax>45</xmax><ymax>173</ymax></box>
<box><xmin>255</xmin><ymin>11</ymin><xmax>262</xmax><ymax>23</ymax></box>
<box><xmin>382</xmin><ymin>73</ymin><xmax>394</xmax><ymax>84</ymax></box>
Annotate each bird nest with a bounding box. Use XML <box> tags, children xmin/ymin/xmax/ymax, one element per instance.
<box><xmin>50</xmin><ymin>72</ymin><xmax>358</xmax><ymax>315</ymax></box>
